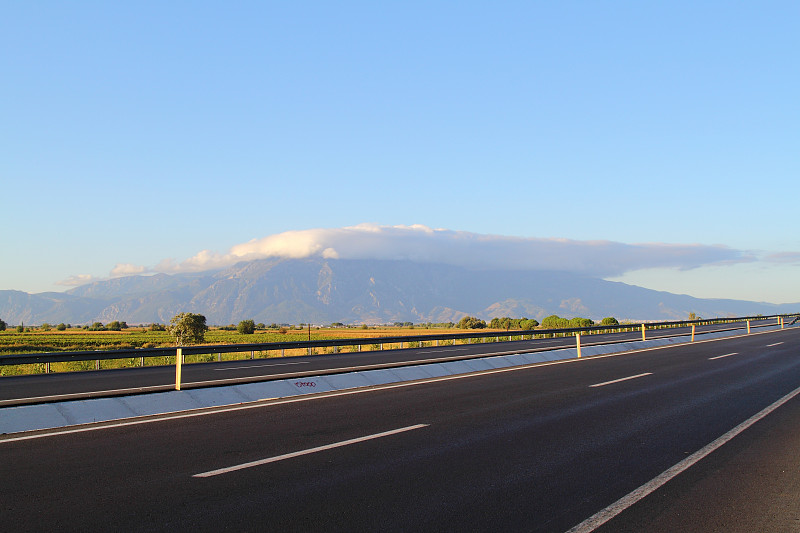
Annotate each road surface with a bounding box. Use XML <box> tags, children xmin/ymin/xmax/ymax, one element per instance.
<box><xmin>2</xmin><ymin>325</ymin><xmax>798</xmax><ymax>531</ymax></box>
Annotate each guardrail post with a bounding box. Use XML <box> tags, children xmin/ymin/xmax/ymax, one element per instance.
<box><xmin>140</xmin><ymin>356</ymin><xmax>145</xmax><ymax>367</ymax></box>
<box><xmin>175</xmin><ymin>347</ymin><xmax>183</xmax><ymax>391</ymax></box>
<box><xmin>96</xmin><ymin>359</ymin><xmax>100</xmax><ymax>370</ymax></box>
<box><xmin>691</xmin><ymin>325</ymin><xmax>696</xmax><ymax>342</ymax></box>
<box><xmin>641</xmin><ymin>324</ymin><xmax>646</xmax><ymax>341</ymax></box>
<box><xmin>747</xmin><ymin>320</ymin><xmax>751</xmax><ymax>334</ymax></box>
<box><xmin>576</xmin><ymin>333</ymin><xmax>581</xmax><ymax>358</ymax></box>
<box><xmin>780</xmin><ymin>317</ymin><xmax>784</xmax><ymax>329</ymax></box>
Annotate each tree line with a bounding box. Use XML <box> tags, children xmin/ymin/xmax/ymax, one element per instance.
<box><xmin>456</xmin><ymin>315</ymin><xmax>620</xmax><ymax>330</ymax></box>
<box><xmin>0</xmin><ymin>313</ymin><xmax>624</xmax><ymax>345</ymax></box>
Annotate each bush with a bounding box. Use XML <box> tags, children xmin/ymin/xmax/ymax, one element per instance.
<box><xmin>56</xmin><ymin>323</ymin><xmax>67</xmax><ymax>331</ymax></box>
<box><xmin>600</xmin><ymin>317</ymin><xmax>619</xmax><ymax>326</ymax></box>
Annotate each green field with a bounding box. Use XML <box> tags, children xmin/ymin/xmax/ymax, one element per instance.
<box><xmin>0</xmin><ymin>325</ymin><xmax>512</xmax><ymax>376</ymax></box>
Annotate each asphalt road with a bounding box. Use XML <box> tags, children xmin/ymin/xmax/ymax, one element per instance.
<box><xmin>0</xmin><ymin>321</ymin><xmax>772</xmax><ymax>406</ymax></box>
<box><xmin>2</xmin><ymin>326</ymin><xmax>798</xmax><ymax>532</ymax></box>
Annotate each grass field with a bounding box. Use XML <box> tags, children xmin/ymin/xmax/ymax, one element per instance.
<box><xmin>0</xmin><ymin>325</ymin><xmax>535</xmax><ymax>376</ymax></box>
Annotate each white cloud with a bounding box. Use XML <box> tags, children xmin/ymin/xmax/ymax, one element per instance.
<box><xmin>149</xmin><ymin>223</ymin><xmax>752</xmax><ymax>278</ymax></box>
<box><xmin>57</xmin><ymin>274</ymin><xmax>101</xmax><ymax>287</ymax></box>
<box><xmin>110</xmin><ymin>263</ymin><xmax>147</xmax><ymax>277</ymax></box>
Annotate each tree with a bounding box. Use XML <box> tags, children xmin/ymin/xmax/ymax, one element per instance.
<box><xmin>107</xmin><ymin>321</ymin><xmax>122</xmax><ymax>331</ymax></box>
<box><xmin>0</xmin><ymin>318</ymin><xmax>7</xmax><ymax>331</ymax></box>
<box><xmin>237</xmin><ymin>319</ymin><xmax>256</xmax><ymax>335</ymax></box>
<box><xmin>569</xmin><ymin>317</ymin><xmax>594</xmax><ymax>328</ymax></box>
<box><xmin>457</xmin><ymin>316</ymin><xmax>487</xmax><ymax>329</ymax></box>
<box><xmin>541</xmin><ymin>315</ymin><xmax>569</xmax><ymax>329</ymax></box>
<box><xmin>167</xmin><ymin>313</ymin><xmax>208</xmax><ymax>346</ymax></box>
<box><xmin>600</xmin><ymin>317</ymin><xmax>619</xmax><ymax>326</ymax></box>
<box><xmin>56</xmin><ymin>323</ymin><xmax>67</xmax><ymax>331</ymax></box>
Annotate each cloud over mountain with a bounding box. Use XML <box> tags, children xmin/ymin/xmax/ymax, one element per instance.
<box><xmin>138</xmin><ymin>224</ymin><xmax>751</xmax><ymax>279</ymax></box>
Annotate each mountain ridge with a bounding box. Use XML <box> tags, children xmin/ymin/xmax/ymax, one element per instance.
<box><xmin>0</xmin><ymin>258</ymin><xmax>796</xmax><ymax>325</ymax></box>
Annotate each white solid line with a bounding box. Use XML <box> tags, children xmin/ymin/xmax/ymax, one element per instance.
<box><xmin>709</xmin><ymin>352</ymin><xmax>738</xmax><ymax>360</ymax></box>
<box><xmin>565</xmin><ymin>382</ymin><xmax>800</xmax><ymax>533</ymax></box>
<box><xmin>416</xmin><ymin>348</ymin><xmax>469</xmax><ymax>354</ymax></box>
<box><xmin>193</xmin><ymin>424</ymin><xmax>429</xmax><ymax>478</ymax></box>
<box><xmin>214</xmin><ymin>362</ymin><xmax>310</xmax><ymax>371</ymax></box>
<box><xmin>766</xmin><ymin>342</ymin><xmax>784</xmax><ymax>347</ymax></box>
<box><xmin>589</xmin><ymin>373</ymin><xmax>653</xmax><ymax>388</ymax></box>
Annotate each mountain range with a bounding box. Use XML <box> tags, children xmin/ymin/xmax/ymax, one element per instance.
<box><xmin>1</xmin><ymin>258</ymin><xmax>796</xmax><ymax>325</ymax></box>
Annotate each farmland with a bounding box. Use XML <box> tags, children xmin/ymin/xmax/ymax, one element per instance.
<box><xmin>0</xmin><ymin>325</ymin><xmax>477</xmax><ymax>354</ymax></box>
<box><xmin>0</xmin><ymin>325</ymin><xmax>509</xmax><ymax>376</ymax></box>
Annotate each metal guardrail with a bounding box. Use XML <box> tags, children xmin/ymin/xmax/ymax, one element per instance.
<box><xmin>1</xmin><ymin>314</ymin><xmax>796</xmax><ymax>367</ymax></box>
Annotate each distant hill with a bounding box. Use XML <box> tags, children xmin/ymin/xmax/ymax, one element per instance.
<box><xmin>0</xmin><ymin>258</ymin><xmax>796</xmax><ymax>325</ymax></box>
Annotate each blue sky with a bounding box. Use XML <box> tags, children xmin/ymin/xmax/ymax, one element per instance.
<box><xmin>2</xmin><ymin>2</ymin><xmax>798</xmax><ymax>304</ymax></box>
